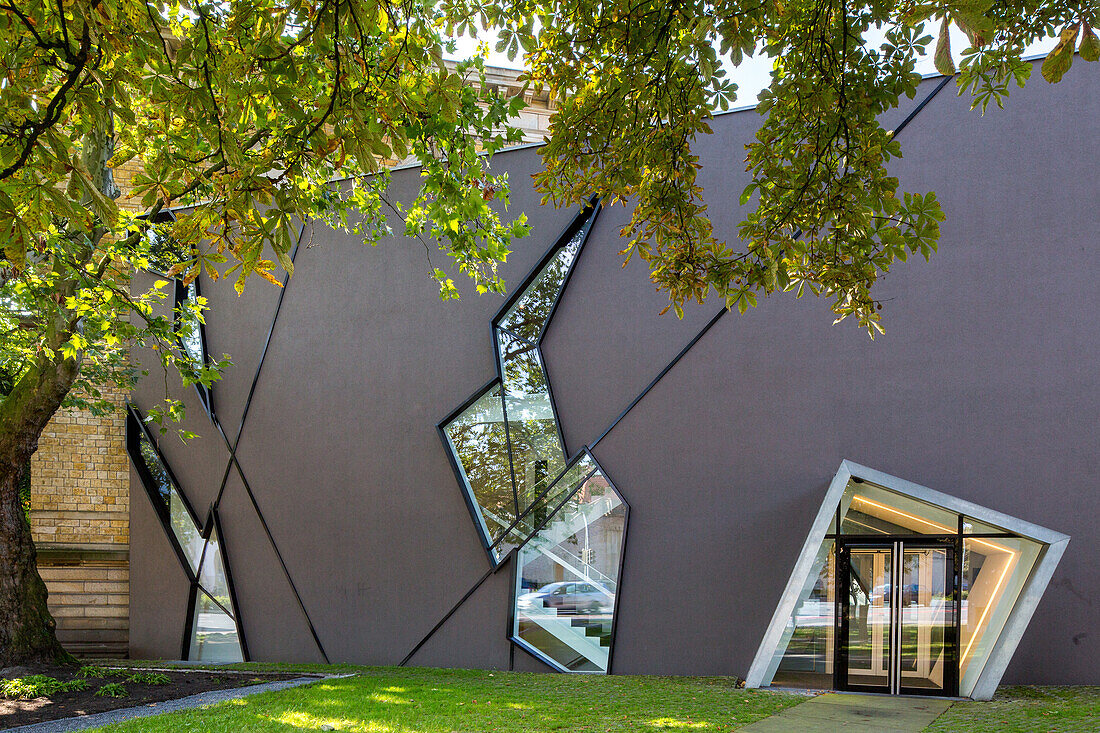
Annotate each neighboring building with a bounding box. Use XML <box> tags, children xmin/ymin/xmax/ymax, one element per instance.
<box><xmin>29</xmin><ymin>64</ymin><xmax>549</xmax><ymax>658</ymax></box>
<box><xmin>125</xmin><ymin>61</ymin><xmax>1099</xmax><ymax>699</ymax></box>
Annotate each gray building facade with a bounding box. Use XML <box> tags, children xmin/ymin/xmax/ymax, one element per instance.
<box><xmin>127</xmin><ymin>62</ymin><xmax>1098</xmax><ymax>698</ymax></box>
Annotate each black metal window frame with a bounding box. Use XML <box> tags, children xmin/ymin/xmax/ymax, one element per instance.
<box><xmin>506</xmin><ymin>448</ymin><xmax>631</xmax><ymax>675</ymax></box>
<box><xmin>173</xmin><ymin>277</ymin><xmax>215</xmax><ymax>422</ymax></box>
<box><xmin>125</xmin><ymin>402</ymin><xmax>249</xmax><ymax>661</ymax></box>
<box><xmin>438</xmin><ymin>196</ymin><xmax>604</xmax><ymax>568</ymax></box>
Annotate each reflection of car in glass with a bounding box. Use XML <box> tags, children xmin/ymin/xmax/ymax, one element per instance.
<box><xmin>517</xmin><ymin>581</ymin><xmax>614</xmax><ymax>614</ymax></box>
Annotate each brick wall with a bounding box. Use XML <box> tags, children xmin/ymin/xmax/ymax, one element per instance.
<box><xmin>30</xmin><ymin>386</ymin><xmax>131</xmax><ymax>658</ymax></box>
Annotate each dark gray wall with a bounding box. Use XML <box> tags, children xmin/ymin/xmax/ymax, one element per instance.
<box><xmin>131</xmin><ymin>62</ymin><xmax>1100</xmax><ymax>684</ymax></box>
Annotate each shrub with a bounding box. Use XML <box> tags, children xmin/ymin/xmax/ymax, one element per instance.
<box><xmin>94</xmin><ymin>682</ymin><xmax>128</xmax><ymax>698</ymax></box>
<box><xmin>1</xmin><ymin>676</ymin><xmax>89</xmax><ymax>699</ymax></box>
<box><xmin>126</xmin><ymin>672</ymin><xmax>171</xmax><ymax>685</ymax></box>
<box><xmin>78</xmin><ymin>665</ymin><xmax>109</xmax><ymax>678</ymax></box>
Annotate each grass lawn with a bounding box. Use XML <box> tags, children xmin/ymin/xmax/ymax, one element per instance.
<box><xmin>87</xmin><ymin>665</ymin><xmax>806</xmax><ymax>732</ymax></box>
<box><xmin>922</xmin><ymin>686</ymin><xmax>1100</xmax><ymax>732</ymax></box>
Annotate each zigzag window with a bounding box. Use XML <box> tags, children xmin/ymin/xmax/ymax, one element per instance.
<box><xmin>511</xmin><ymin>451</ymin><xmax>627</xmax><ymax>673</ymax></box>
<box><xmin>439</xmin><ymin>201</ymin><xmax>629</xmax><ymax>674</ymax></box>
<box><xmin>126</xmin><ymin>405</ymin><xmax>246</xmax><ymax>662</ymax></box>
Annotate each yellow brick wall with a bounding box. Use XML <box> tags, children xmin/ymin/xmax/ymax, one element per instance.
<box><xmin>30</xmin><ymin>386</ymin><xmax>130</xmax><ymax>548</ymax></box>
<box><xmin>29</xmin><ymin>156</ymin><xmax>143</xmax><ymax>656</ymax></box>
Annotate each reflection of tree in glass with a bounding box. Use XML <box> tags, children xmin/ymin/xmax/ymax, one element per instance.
<box><xmin>178</xmin><ymin>283</ymin><xmax>205</xmax><ymax>366</ymax></box>
<box><xmin>143</xmin><ymin>226</ymin><xmax>187</xmax><ymax>276</ymax></box>
<box><xmin>498</xmin><ymin>230</ymin><xmax>584</xmax><ymax>341</ymax></box>
<box><xmin>498</xmin><ymin>338</ymin><xmax>565</xmax><ymax>512</ymax></box>
<box><xmin>138</xmin><ymin>434</ymin><xmax>172</xmax><ymax>508</ymax></box>
<box><xmin>445</xmin><ymin>384</ymin><xmax>518</xmax><ymax>540</ymax></box>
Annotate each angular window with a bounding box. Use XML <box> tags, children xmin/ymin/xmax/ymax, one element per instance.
<box><xmin>126</xmin><ymin>404</ymin><xmax>247</xmax><ymax>662</ymax></box>
<box><xmin>497</xmin><ymin>228</ymin><xmax>585</xmax><ymax>341</ymax></box>
<box><xmin>746</xmin><ymin>461</ymin><xmax>1068</xmax><ymax>699</ymax></box>
<box><xmin>188</xmin><ymin>518</ymin><xmax>245</xmax><ymax>663</ymax></box>
<box><xmin>511</xmin><ymin>451</ymin><xmax>628</xmax><ymax>673</ymax></box>
<box><xmin>174</xmin><ymin>279</ymin><xmax>213</xmax><ymax>420</ymax></box>
<box><xmin>127</xmin><ymin>409</ymin><xmax>204</xmax><ymax>573</ymax></box>
<box><xmin>960</xmin><ymin>535</ymin><xmax>1042</xmax><ymax>693</ymax></box>
<box><xmin>136</xmin><ymin>210</ymin><xmax>183</xmax><ymax>277</ymax></box>
<box><xmin>440</xmin><ymin>201</ymin><xmax>628</xmax><ymax>675</ymax></box>
<box><xmin>189</xmin><ymin>588</ymin><xmax>243</xmax><ymax>662</ymax></box>
<box><xmin>440</xmin><ymin>202</ymin><xmax>603</xmax><ymax>568</ymax></box>
<box><xmin>441</xmin><ymin>380</ymin><xmax>516</xmax><ymax>557</ymax></box>
<box><xmin>496</xmin><ymin>328</ymin><xmax>565</xmax><ymax>514</ymax></box>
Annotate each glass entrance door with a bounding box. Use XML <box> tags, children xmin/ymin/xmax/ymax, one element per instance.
<box><xmin>837</xmin><ymin>539</ymin><xmax>957</xmax><ymax>696</ymax></box>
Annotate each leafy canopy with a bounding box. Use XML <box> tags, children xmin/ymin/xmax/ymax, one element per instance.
<box><xmin>447</xmin><ymin>0</ymin><xmax>1096</xmax><ymax>332</ymax></box>
<box><xmin>1</xmin><ymin>0</ymin><xmax>529</xmax><ymax>420</ymax></box>
<box><xmin>0</xmin><ymin>0</ymin><xmax>1095</xmax><ymax>430</ymax></box>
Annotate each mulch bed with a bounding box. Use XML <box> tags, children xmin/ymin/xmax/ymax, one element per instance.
<box><xmin>1</xmin><ymin>664</ymin><xmax>307</xmax><ymax>729</ymax></box>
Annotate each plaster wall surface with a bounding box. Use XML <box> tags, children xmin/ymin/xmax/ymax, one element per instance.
<box><xmin>130</xmin><ymin>63</ymin><xmax>1099</xmax><ymax>684</ymax></box>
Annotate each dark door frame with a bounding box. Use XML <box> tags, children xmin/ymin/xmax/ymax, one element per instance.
<box><xmin>835</xmin><ymin>537</ymin><xmax>959</xmax><ymax>697</ymax></box>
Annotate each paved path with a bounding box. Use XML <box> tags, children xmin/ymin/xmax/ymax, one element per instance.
<box><xmin>740</xmin><ymin>693</ymin><xmax>952</xmax><ymax>732</ymax></box>
<box><xmin>7</xmin><ymin>675</ymin><xmax>336</xmax><ymax>733</ymax></box>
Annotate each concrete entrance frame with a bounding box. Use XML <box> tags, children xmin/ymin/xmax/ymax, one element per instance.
<box><xmin>744</xmin><ymin>460</ymin><xmax>1070</xmax><ymax>700</ymax></box>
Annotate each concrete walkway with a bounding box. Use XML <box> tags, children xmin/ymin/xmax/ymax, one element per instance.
<box><xmin>740</xmin><ymin>693</ymin><xmax>952</xmax><ymax>732</ymax></box>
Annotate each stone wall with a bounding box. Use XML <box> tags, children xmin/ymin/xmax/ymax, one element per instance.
<box><xmin>29</xmin><ymin>386</ymin><xmax>131</xmax><ymax>658</ymax></box>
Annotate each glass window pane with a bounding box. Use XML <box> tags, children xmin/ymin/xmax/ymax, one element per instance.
<box><xmin>846</xmin><ymin>546</ymin><xmax>893</xmax><ymax>688</ymax></box>
<box><xmin>169</xmin><ymin>489</ymin><xmax>203</xmax><ymax>573</ymax></box>
<box><xmin>189</xmin><ymin>589</ymin><xmax>243</xmax><ymax>663</ymax></box>
<box><xmin>178</xmin><ymin>282</ymin><xmax>205</xmax><ymax>366</ymax></box>
<box><xmin>497</xmin><ymin>227</ymin><xmax>585</xmax><ymax>341</ymax></box>
<box><xmin>138</xmin><ymin>432</ymin><xmax>202</xmax><ymax>572</ymax></box>
<box><xmin>497</xmin><ymin>329</ymin><xmax>566</xmax><ymax>513</ymax></box>
<box><xmin>513</xmin><ymin>463</ymin><xmax>625</xmax><ymax>672</ymax></box>
<box><xmin>197</xmin><ymin>526</ymin><xmax>233</xmax><ymax>612</ymax></box>
<box><xmin>442</xmin><ymin>382</ymin><xmax>517</xmax><ymax>546</ymax></box>
<box><xmin>770</xmin><ymin>540</ymin><xmax>836</xmax><ymax>689</ymax></box>
<box><xmin>144</xmin><ymin>225</ymin><xmax>185</xmax><ymax>275</ymax></box>
<box><xmin>962</xmin><ymin>516</ymin><xmax>1011</xmax><ymax>534</ymax></box>
<box><xmin>498</xmin><ymin>453</ymin><xmax>596</xmax><ymax>556</ymax></box>
<box><xmin>899</xmin><ymin>546</ymin><xmax>953</xmax><ymax>692</ymax></box>
<box><xmin>960</xmin><ymin>535</ymin><xmax>1042</xmax><ymax>696</ymax></box>
<box><xmin>841</xmin><ymin>480</ymin><xmax>959</xmax><ymax>535</ymax></box>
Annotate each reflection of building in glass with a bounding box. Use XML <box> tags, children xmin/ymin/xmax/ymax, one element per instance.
<box><xmin>748</xmin><ymin>461</ymin><xmax>1066</xmax><ymax>699</ymax></box>
<box><xmin>440</xmin><ymin>202</ymin><xmax>630</xmax><ymax>673</ymax></box>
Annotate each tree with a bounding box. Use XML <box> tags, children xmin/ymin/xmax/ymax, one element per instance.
<box><xmin>0</xmin><ymin>0</ymin><xmax>527</xmax><ymax>665</ymax></box>
<box><xmin>454</xmin><ymin>0</ymin><xmax>1096</xmax><ymax>329</ymax></box>
<box><xmin>0</xmin><ymin>0</ymin><xmax>1093</xmax><ymax>665</ymax></box>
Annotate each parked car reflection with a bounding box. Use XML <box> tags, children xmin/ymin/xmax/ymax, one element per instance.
<box><xmin>516</xmin><ymin>581</ymin><xmax>614</xmax><ymax>615</ymax></box>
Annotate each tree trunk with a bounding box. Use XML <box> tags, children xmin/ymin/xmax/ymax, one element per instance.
<box><xmin>0</xmin><ymin>359</ymin><xmax>81</xmax><ymax>667</ymax></box>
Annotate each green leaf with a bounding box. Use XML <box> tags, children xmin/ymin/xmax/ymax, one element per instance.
<box><xmin>1080</xmin><ymin>24</ymin><xmax>1100</xmax><ymax>63</ymax></box>
<box><xmin>1042</xmin><ymin>23</ymin><xmax>1080</xmax><ymax>83</ymax></box>
<box><xmin>934</xmin><ymin>18</ymin><xmax>955</xmax><ymax>76</ymax></box>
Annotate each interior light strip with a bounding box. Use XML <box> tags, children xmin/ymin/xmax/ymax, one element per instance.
<box><xmin>850</xmin><ymin>493</ymin><xmax>1018</xmax><ymax>668</ymax></box>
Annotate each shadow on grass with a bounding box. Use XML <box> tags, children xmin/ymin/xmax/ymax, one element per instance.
<box><xmin>88</xmin><ymin>667</ymin><xmax>806</xmax><ymax>733</ymax></box>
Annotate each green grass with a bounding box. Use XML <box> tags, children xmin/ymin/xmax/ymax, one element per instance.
<box><xmin>923</xmin><ymin>686</ymin><xmax>1100</xmax><ymax>732</ymax></box>
<box><xmin>87</xmin><ymin>666</ymin><xmax>806</xmax><ymax>732</ymax></box>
